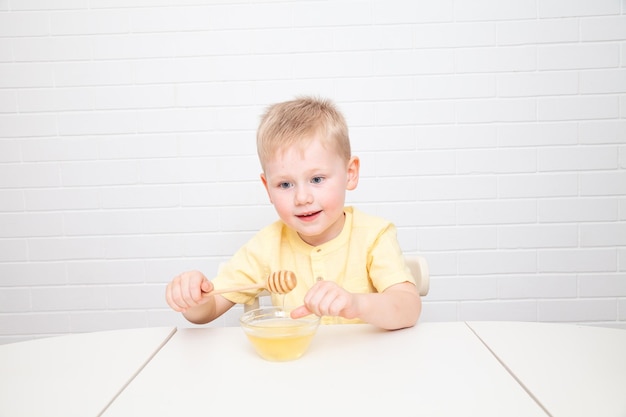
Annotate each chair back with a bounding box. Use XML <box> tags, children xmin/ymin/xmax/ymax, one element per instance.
<box><xmin>405</xmin><ymin>255</ymin><xmax>430</xmax><ymax>296</ymax></box>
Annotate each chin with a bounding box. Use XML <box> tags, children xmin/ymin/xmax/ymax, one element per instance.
<box><xmin>295</xmin><ymin>229</ymin><xmax>325</xmax><ymax>244</ymax></box>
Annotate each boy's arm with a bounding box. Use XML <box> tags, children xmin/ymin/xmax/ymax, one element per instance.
<box><xmin>291</xmin><ymin>280</ymin><xmax>421</xmax><ymax>330</ymax></box>
<box><xmin>182</xmin><ymin>294</ymin><xmax>235</xmax><ymax>325</ymax></box>
<box><xmin>352</xmin><ymin>282</ymin><xmax>421</xmax><ymax>330</ymax></box>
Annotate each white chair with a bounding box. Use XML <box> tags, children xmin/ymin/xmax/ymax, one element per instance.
<box><xmin>406</xmin><ymin>255</ymin><xmax>430</xmax><ymax>297</ymax></box>
<box><xmin>244</xmin><ymin>255</ymin><xmax>429</xmax><ymax>312</ymax></box>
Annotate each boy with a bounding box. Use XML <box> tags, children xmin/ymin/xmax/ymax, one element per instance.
<box><xmin>165</xmin><ymin>96</ymin><xmax>421</xmax><ymax>330</ymax></box>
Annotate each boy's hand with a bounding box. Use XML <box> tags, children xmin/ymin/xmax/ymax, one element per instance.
<box><xmin>165</xmin><ymin>270</ymin><xmax>213</xmax><ymax>313</ymax></box>
<box><xmin>290</xmin><ymin>281</ymin><xmax>358</xmax><ymax>320</ymax></box>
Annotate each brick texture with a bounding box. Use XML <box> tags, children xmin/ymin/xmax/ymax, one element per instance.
<box><xmin>0</xmin><ymin>0</ymin><xmax>625</xmax><ymax>343</ymax></box>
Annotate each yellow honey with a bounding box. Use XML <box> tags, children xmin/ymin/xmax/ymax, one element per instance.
<box><xmin>243</xmin><ymin>318</ymin><xmax>317</xmax><ymax>361</ymax></box>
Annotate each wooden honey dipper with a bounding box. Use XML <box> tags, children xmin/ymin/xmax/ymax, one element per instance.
<box><xmin>205</xmin><ymin>270</ymin><xmax>297</xmax><ymax>296</ymax></box>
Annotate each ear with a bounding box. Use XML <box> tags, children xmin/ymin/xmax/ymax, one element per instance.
<box><xmin>346</xmin><ymin>156</ymin><xmax>360</xmax><ymax>191</ymax></box>
<box><xmin>260</xmin><ymin>173</ymin><xmax>273</xmax><ymax>203</ymax></box>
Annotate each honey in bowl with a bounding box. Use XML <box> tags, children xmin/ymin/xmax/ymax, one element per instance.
<box><xmin>240</xmin><ymin>307</ymin><xmax>320</xmax><ymax>361</ymax></box>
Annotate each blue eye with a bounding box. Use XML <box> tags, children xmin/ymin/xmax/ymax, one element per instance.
<box><xmin>279</xmin><ymin>182</ymin><xmax>292</xmax><ymax>189</ymax></box>
<box><xmin>311</xmin><ymin>176</ymin><xmax>323</xmax><ymax>184</ymax></box>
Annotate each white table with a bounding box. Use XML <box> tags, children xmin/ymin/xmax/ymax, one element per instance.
<box><xmin>102</xmin><ymin>323</ymin><xmax>547</xmax><ymax>417</ymax></box>
<box><xmin>4</xmin><ymin>322</ymin><xmax>624</xmax><ymax>417</ymax></box>
<box><xmin>0</xmin><ymin>327</ymin><xmax>176</xmax><ymax>417</ymax></box>
<box><xmin>467</xmin><ymin>321</ymin><xmax>626</xmax><ymax>417</ymax></box>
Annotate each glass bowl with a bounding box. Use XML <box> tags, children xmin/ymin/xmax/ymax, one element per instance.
<box><xmin>239</xmin><ymin>306</ymin><xmax>320</xmax><ymax>361</ymax></box>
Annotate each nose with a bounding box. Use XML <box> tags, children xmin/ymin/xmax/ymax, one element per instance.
<box><xmin>294</xmin><ymin>185</ymin><xmax>313</xmax><ymax>206</ymax></box>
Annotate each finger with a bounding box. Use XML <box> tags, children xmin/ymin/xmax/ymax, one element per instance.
<box><xmin>327</xmin><ymin>294</ymin><xmax>349</xmax><ymax>317</ymax></box>
<box><xmin>290</xmin><ymin>305</ymin><xmax>313</xmax><ymax>319</ymax></box>
<box><xmin>314</xmin><ymin>284</ymin><xmax>343</xmax><ymax>314</ymax></box>
<box><xmin>200</xmin><ymin>279</ymin><xmax>212</xmax><ymax>294</ymax></box>
<box><xmin>302</xmin><ymin>292</ymin><xmax>322</xmax><ymax>317</ymax></box>
<box><xmin>175</xmin><ymin>279</ymin><xmax>193</xmax><ymax>311</ymax></box>
<box><xmin>188</xmin><ymin>277</ymin><xmax>204</xmax><ymax>303</ymax></box>
<box><xmin>170</xmin><ymin>277</ymin><xmax>193</xmax><ymax>311</ymax></box>
<box><xmin>316</xmin><ymin>295</ymin><xmax>339</xmax><ymax>317</ymax></box>
<box><xmin>165</xmin><ymin>285</ymin><xmax>180</xmax><ymax>312</ymax></box>
<box><xmin>304</xmin><ymin>281</ymin><xmax>329</xmax><ymax>304</ymax></box>
<box><xmin>166</xmin><ymin>281</ymin><xmax>186</xmax><ymax>312</ymax></box>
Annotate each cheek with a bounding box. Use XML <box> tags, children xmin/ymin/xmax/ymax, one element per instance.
<box><xmin>269</xmin><ymin>192</ymin><xmax>290</xmax><ymax>210</ymax></box>
<box><xmin>320</xmin><ymin>184</ymin><xmax>344</xmax><ymax>201</ymax></box>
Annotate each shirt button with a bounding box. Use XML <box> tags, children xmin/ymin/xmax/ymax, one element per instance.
<box><xmin>316</xmin><ymin>276</ymin><xmax>323</xmax><ymax>282</ymax></box>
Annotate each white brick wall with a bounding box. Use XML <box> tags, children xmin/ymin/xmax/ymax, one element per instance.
<box><xmin>1</xmin><ymin>0</ymin><xmax>625</xmax><ymax>344</ymax></box>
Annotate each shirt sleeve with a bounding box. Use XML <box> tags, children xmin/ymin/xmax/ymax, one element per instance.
<box><xmin>367</xmin><ymin>223</ymin><xmax>416</xmax><ymax>292</ymax></box>
<box><xmin>209</xmin><ymin>224</ymin><xmax>280</xmax><ymax>305</ymax></box>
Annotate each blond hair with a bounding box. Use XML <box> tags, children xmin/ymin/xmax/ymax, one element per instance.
<box><xmin>256</xmin><ymin>96</ymin><xmax>351</xmax><ymax>170</ymax></box>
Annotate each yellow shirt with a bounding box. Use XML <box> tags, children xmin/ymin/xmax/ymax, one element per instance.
<box><xmin>211</xmin><ymin>206</ymin><xmax>416</xmax><ymax>324</ymax></box>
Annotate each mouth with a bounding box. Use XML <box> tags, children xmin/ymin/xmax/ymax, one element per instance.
<box><xmin>296</xmin><ymin>210</ymin><xmax>322</xmax><ymax>220</ymax></box>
